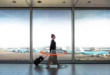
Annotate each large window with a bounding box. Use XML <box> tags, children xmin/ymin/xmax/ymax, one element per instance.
<box><xmin>2</xmin><ymin>8</ymin><xmax>110</xmax><ymax>63</ymax></box>
<box><xmin>33</xmin><ymin>9</ymin><xmax>72</xmax><ymax>60</ymax></box>
<box><xmin>0</xmin><ymin>9</ymin><xmax>30</xmax><ymax>60</ymax></box>
<box><xmin>75</xmin><ymin>10</ymin><xmax>110</xmax><ymax>60</ymax></box>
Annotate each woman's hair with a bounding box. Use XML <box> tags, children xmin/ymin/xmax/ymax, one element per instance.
<box><xmin>51</xmin><ymin>34</ymin><xmax>55</xmax><ymax>38</ymax></box>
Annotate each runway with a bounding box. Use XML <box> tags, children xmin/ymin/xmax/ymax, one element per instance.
<box><xmin>0</xmin><ymin>52</ymin><xmax>72</xmax><ymax>60</ymax></box>
<box><xmin>0</xmin><ymin>51</ymin><xmax>110</xmax><ymax>60</ymax></box>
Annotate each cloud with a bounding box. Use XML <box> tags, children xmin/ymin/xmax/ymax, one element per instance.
<box><xmin>0</xmin><ymin>11</ymin><xmax>14</xmax><ymax>18</ymax></box>
<box><xmin>75</xmin><ymin>18</ymin><xmax>110</xmax><ymax>47</ymax></box>
<box><xmin>75</xmin><ymin>10</ymin><xmax>110</xmax><ymax>20</ymax></box>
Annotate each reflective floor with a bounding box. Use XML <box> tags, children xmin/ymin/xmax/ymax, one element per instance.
<box><xmin>0</xmin><ymin>64</ymin><xmax>110</xmax><ymax>75</ymax></box>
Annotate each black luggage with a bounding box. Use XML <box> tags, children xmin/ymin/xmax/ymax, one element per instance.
<box><xmin>34</xmin><ymin>55</ymin><xmax>48</xmax><ymax>66</ymax></box>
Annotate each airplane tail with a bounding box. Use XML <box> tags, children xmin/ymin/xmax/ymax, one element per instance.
<box><xmin>35</xmin><ymin>47</ymin><xmax>37</xmax><ymax>50</ymax></box>
<box><xmin>79</xmin><ymin>47</ymin><xmax>85</xmax><ymax>52</ymax></box>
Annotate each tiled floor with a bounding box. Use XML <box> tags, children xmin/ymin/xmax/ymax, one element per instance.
<box><xmin>0</xmin><ymin>64</ymin><xmax>110</xmax><ymax>75</ymax></box>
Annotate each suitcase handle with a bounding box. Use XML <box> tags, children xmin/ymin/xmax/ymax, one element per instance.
<box><xmin>44</xmin><ymin>55</ymin><xmax>48</xmax><ymax>59</ymax></box>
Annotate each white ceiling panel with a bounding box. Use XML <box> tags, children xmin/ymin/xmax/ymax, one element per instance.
<box><xmin>33</xmin><ymin>0</ymin><xmax>73</xmax><ymax>7</ymax></box>
<box><xmin>74</xmin><ymin>0</ymin><xmax>110</xmax><ymax>7</ymax></box>
<box><xmin>0</xmin><ymin>0</ymin><xmax>30</xmax><ymax>7</ymax></box>
<box><xmin>0</xmin><ymin>0</ymin><xmax>110</xmax><ymax>7</ymax></box>
<box><xmin>95</xmin><ymin>0</ymin><xmax>110</xmax><ymax>7</ymax></box>
<box><xmin>74</xmin><ymin>0</ymin><xmax>95</xmax><ymax>7</ymax></box>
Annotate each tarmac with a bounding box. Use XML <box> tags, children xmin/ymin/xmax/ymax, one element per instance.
<box><xmin>0</xmin><ymin>51</ymin><xmax>110</xmax><ymax>60</ymax></box>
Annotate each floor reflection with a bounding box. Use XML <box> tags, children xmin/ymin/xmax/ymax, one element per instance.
<box><xmin>33</xmin><ymin>64</ymin><xmax>68</xmax><ymax>75</ymax></box>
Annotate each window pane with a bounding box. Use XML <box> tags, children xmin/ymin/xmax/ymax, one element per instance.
<box><xmin>75</xmin><ymin>10</ymin><xmax>110</xmax><ymax>60</ymax></box>
<box><xmin>0</xmin><ymin>9</ymin><xmax>30</xmax><ymax>61</ymax></box>
<box><xmin>33</xmin><ymin>9</ymin><xmax>72</xmax><ymax>60</ymax></box>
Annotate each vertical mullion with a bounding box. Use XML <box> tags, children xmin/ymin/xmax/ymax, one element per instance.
<box><xmin>30</xmin><ymin>0</ymin><xmax>33</xmax><ymax>63</ymax></box>
<box><xmin>72</xmin><ymin>7</ymin><xmax>75</xmax><ymax>63</ymax></box>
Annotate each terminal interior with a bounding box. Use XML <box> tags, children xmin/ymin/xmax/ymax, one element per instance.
<box><xmin>0</xmin><ymin>0</ymin><xmax>110</xmax><ymax>75</ymax></box>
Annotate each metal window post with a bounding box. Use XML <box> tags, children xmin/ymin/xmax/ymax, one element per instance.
<box><xmin>30</xmin><ymin>0</ymin><xmax>33</xmax><ymax>64</ymax></box>
<box><xmin>72</xmin><ymin>7</ymin><xmax>75</xmax><ymax>63</ymax></box>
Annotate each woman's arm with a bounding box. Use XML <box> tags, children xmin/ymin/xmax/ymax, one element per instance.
<box><xmin>50</xmin><ymin>40</ymin><xmax>54</xmax><ymax>53</ymax></box>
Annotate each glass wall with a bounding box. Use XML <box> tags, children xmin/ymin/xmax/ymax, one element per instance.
<box><xmin>0</xmin><ymin>9</ymin><xmax>30</xmax><ymax>60</ymax></box>
<box><xmin>75</xmin><ymin>10</ymin><xmax>110</xmax><ymax>60</ymax></box>
<box><xmin>33</xmin><ymin>9</ymin><xmax>72</xmax><ymax>60</ymax></box>
<box><xmin>1</xmin><ymin>8</ymin><xmax>110</xmax><ymax>63</ymax></box>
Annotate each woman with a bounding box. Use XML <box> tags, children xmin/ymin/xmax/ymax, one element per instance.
<box><xmin>46</xmin><ymin>34</ymin><xmax>61</xmax><ymax>67</ymax></box>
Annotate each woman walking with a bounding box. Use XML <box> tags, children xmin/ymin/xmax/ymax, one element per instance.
<box><xmin>46</xmin><ymin>34</ymin><xmax>61</xmax><ymax>67</ymax></box>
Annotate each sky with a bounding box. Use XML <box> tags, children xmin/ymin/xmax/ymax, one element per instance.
<box><xmin>33</xmin><ymin>10</ymin><xmax>72</xmax><ymax>49</ymax></box>
<box><xmin>1</xmin><ymin>9</ymin><xmax>110</xmax><ymax>48</ymax></box>
<box><xmin>75</xmin><ymin>10</ymin><xmax>110</xmax><ymax>47</ymax></box>
<box><xmin>0</xmin><ymin>9</ymin><xmax>72</xmax><ymax>49</ymax></box>
<box><xmin>0</xmin><ymin>9</ymin><xmax>30</xmax><ymax>48</ymax></box>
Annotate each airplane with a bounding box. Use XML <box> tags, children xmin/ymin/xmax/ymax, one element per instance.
<box><xmin>64</xmin><ymin>49</ymin><xmax>77</xmax><ymax>54</ymax></box>
<box><xmin>78</xmin><ymin>47</ymin><xmax>108</xmax><ymax>57</ymax></box>
<box><xmin>18</xmin><ymin>49</ymin><xmax>29</xmax><ymax>53</ymax></box>
<box><xmin>36</xmin><ymin>50</ymin><xmax>43</xmax><ymax>53</ymax></box>
<box><xmin>18</xmin><ymin>49</ymin><xmax>37</xmax><ymax>53</ymax></box>
<box><xmin>4</xmin><ymin>48</ymin><xmax>37</xmax><ymax>53</ymax></box>
<box><xmin>4</xmin><ymin>48</ymin><xmax>19</xmax><ymax>52</ymax></box>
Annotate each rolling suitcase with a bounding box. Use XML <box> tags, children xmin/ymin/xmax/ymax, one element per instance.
<box><xmin>34</xmin><ymin>55</ymin><xmax>48</xmax><ymax>66</ymax></box>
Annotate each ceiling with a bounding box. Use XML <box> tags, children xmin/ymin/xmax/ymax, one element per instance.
<box><xmin>0</xmin><ymin>0</ymin><xmax>110</xmax><ymax>7</ymax></box>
